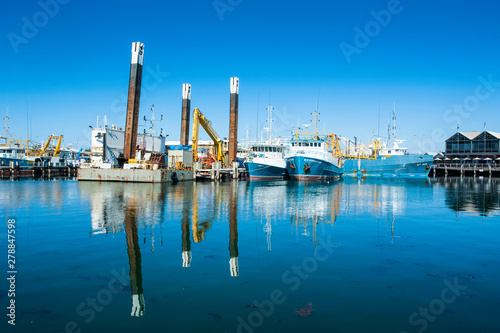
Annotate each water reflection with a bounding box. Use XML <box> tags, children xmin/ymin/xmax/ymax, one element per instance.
<box><xmin>341</xmin><ymin>178</ymin><xmax>431</xmax><ymax>217</ymax></box>
<box><xmin>75</xmin><ymin>176</ymin><xmax>499</xmax><ymax>320</ymax></box>
<box><xmin>287</xmin><ymin>182</ymin><xmax>342</xmax><ymax>244</ymax></box>
<box><xmin>244</xmin><ymin>181</ymin><xmax>289</xmax><ymax>251</ymax></box>
<box><xmin>229</xmin><ymin>182</ymin><xmax>239</xmax><ymax>277</ymax></box>
<box><xmin>191</xmin><ymin>183</ymin><xmax>221</xmax><ymax>243</ymax></box>
<box><xmin>181</xmin><ymin>194</ymin><xmax>192</xmax><ymax>267</ymax></box>
<box><xmin>432</xmin><ymin>177</ymin><xmax>500</xmax><ymax>216</ymax></box>
<box><xmin>124</xmin><ymin>199</ymin><xmax>145</xmax><ymax>317</ymax></box>
<box><xmin>79</xmin><ymin>182</ymin><xmax>168</xmax><ymax>236</ymax></box>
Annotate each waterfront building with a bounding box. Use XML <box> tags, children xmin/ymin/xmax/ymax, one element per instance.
<box><xmin>445</xmin><ymin>130</ymin><xmax>500</xmax><ymax>161</ymax></box>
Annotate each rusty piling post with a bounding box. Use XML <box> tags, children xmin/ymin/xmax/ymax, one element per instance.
<box><xmin>180</xmin><ymin>84</ymin><xmax>191</xmax><ymax>146</ymax></box>
<box><xmin>228</xmin><ymin>77</ymin><xmax>239</xmax><ymax>166</ymax></box>
<box><xmin>123</xmin><ymin>42</ymin><xmax>144</xmax><ymax>161</ymax></box>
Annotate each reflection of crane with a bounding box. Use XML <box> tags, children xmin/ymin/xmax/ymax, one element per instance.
<box><xmin>192</xmin><ymin>108</ymin><xmax>225</xmax><ymax>166</ymax></box>
<box><xmin>39</xmin><ymin>135</ymin><xmax>63</xmax><ymax>157</ymax></box>
<box><xmin>330</xmin><ymin>183</ymin><xmax>342</xmax><ymax>224</ymax></box>
<box><xmin>192</xmin><ymin>183</ymin><xmax>222</xmax><ymax>243</ymax></box>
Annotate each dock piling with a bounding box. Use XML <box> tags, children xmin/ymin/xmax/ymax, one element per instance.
<box><xmin>180</xmin><ymin>84</ymin><xmax>191</xmax><ymax>145</ymax></box>
<box><xmin>124</xmin><ymin>42</ymin><xmax>144</xmax><ymax>161</ymax></box>
<box><xmin>228</xmin><ymin>77</ymin><xmax>239</xmax><ymax>166</ymax></box>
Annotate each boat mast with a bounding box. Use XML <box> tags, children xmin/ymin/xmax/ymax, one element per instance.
<box><xmin>265</xmin><ymin>104</ymin><xmax>274</xmax><ymax>143</ymax></box>
<box><xmin>392</xmin><ymin>102</ymin><xmax>396</xmax><ymax>146</ymax></box>
<box><xmin>256</xmin><ymin>93</ymin><xmax>260</xmax><ymax>142</ymax></box>
<box><xmin>311</xmin><ymin>110</ymin><xmax>320</xmax><ymax>137</ymax></box>
<box><xmin>245</xmin><ymin>125</ymin><xmax>249</xmax><ymax>148</ymax></box>
<box><xmin>144</xmin><ymin>104</ymin><xmax>163</xmax><ymax>152</ymax></box>
<box><xmin>4</xmin><ymin>115</ymin><xmax>9</xmax><ymax>145</ymax></box>
<box><xmin>377</xmin><ymin>102</ymin><xmax>381</xmax><ymax>139</ymax></box>
<box><xmin>387</xmin><ymin>123</ymin><xmax>390</xmax><ymax>147</ymax></box>
<box><xmin>26</xmin><ymin>102</ymin><xmax>29</xmax><ymax>154</ymax></box>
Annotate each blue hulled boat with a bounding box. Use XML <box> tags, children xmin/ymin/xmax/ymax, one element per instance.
<box><xmin>245</xmin><ymin>143</ymin><xmax>287</xmax><ymax>180</ymax></box>
<box><xmin>245</xmin><ymin>104</ymin><xmax>289</xmax><ymax>180</ymax></box>
<box><xmin>342</xmin><ymin>106</ymin><xmax>433</xmax><ymax>177</ymax></box>
<box><xmin>342</xmin><ymin>149</ymin><xmax>433</xmax><ymax>177</ymax></box>
<box><xmin>285</xmin><ymin>137</ymin><xmax>343</xmax><ymax>181</ymax></box>
<box><xmin>0</xmin><ymin>146</ymin><xmax>33</xmax><ymax>167</ymax></box>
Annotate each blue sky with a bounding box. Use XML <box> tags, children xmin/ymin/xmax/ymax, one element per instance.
<box><xmin>1</xmin><ymin>0</ymin><xmax>499</xmax><ymax>153</ymax></box>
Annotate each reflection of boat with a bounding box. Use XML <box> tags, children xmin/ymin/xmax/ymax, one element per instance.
<box><xmin>245</xmin><ymin>180</ymin><xmax>289</xmax><ymax>251</ymax></box>
<box><xmin>288</xmin><ymin>181</ymin><xmax>342</xmax><ymax>245</ymax></box>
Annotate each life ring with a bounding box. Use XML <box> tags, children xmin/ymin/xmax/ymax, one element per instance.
<box><xmin>290</xmin><ymin>162</ymin><xmax>295</xmax><ymax>169</ymax></box>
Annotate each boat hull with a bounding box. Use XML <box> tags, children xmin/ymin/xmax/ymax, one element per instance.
<box><xmin>0</xmin><ymin>157</ymin><xmax>33</xmax><ymax>167</ymax></box>
<box><xmin>342</xmin><ymin>155</ymin><xmax>433</xmax><ymax>177</ymax></box>
<box><xmin>246</xmin><ymin>161</ymin><xmax>286</xmax><ymax>180</ymax></box>
<box><xmin>286</xmin><ymin>156</ymin><xmax>343</xmax><ymax>181</ymax></box>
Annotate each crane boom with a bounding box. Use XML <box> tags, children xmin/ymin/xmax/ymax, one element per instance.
<box><xmin>192</xmin><ymin>108</ymin><xmax>224</xmax><ymax>165</ymax></box>
<box><xmin>40</xmin><ymin>135</ymin><xmax>53</xmax><ymax>155</ymax></box>
<box><xmin>39</xmin><ymin>135</ymin><xmax>63</xmax><ymax>156</ymax></box>
<box><xmin>53</xmin><ymin>135</ymin><xmax>62</xmax><ymax>157</ymax></box>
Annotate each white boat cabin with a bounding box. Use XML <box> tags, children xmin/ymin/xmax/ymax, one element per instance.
<box><xmin>0</xmin><ymin>146</ymin><xmax>26</xmax><ymax>159</ymax></box>
<box><xmin>380</xmin><ymin>139</ymin><xmax>408</xmax><ymax>156</ymax></box>
<box><xmin>250</xmin><ymin>144</ymin><xmax>285</xmax><ymax>159</ymax></box>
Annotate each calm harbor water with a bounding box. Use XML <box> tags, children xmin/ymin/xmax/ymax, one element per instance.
<box><xmin>1</xmin><ymin>177</ymin><xmax>499</xmax><ymax>333</ymax></box>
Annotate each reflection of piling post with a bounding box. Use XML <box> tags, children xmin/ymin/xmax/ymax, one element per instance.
<box><xmin>123</xmin><ymin>42</ymin><xmax>144</xmax><ymax>161</ymax></box>
<box><xmin>124</xmin><ymin>203</ymin><xmax>145</xmax><ymax>317</ymax></box>
<box><xmin>229</xmin><ymin>182</ymin><xmax>239</xmax><ymax>276</ymax></box>
<box><xmin>228</xmin><ymin>77</ymin><xmax>239</xmax><ymax>167</ymax></box>
<box><xmin>180</xmin><ymin>84</ymin><xmax>191</xmax><ymax>145</ymax></box>
<box><xmin>181</xmin><ymin>193</ymin><xmax>192</xmax><ymax>267</ymax></box>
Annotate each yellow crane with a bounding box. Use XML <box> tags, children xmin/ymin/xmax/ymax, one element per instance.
<box><xmin>39</xmin><ymin>135</ymin><xmax>63</xmax><ymax>157</ymax></box>
<box><xmin>192</xmin><ymin>108</ymin><xmax>225</xmax><ymax>166</ymax></box>
<box><xmin>341</xmin><ymin>139</ymin><xmax>380</xmax><ymax>160</ymax></box>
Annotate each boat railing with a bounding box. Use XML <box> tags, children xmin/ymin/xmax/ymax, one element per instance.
<box><xmin>287</xmin><ymin>149</ymin><xmax>332</xmax><ymax>160</ymax></box>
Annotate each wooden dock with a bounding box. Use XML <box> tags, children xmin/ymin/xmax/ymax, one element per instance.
<box><xmin>0</xmin><ymin>165</ymin><xmax>77</xmax><ymax>178</ymax></box>
<box><xmin>431</xmin><ymin>163</ymin><xmax>500</xmax><ymax>177</ymax></box>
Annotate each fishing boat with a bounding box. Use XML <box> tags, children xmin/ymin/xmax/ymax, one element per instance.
<box><xmin>245</xmin><ymin>104</ymin><xmax>288</xmax><ymax>180</ymax></box>
<box><xmin>342</xmin><ymin>140</ymin><xmax>433</xmax><ymax>177</ymax></box>
<box><xmin>246</xmin><ymin>143</ymin><xmax>287</xmax><ymax>179</ymax></box>
<box><xmin>285</xmin><ymin>111</ymin><xmax>343</xmax><ymax>181</ymax></box>
<box><xmin>342</xmin><ymin>106</ymin><xmax>433</xmax><ymax>177</ymax></box>
<box><xmin>0</xmin><ymin>146</ymin><xmax>33</xmax><ymax>167</ymax></box>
